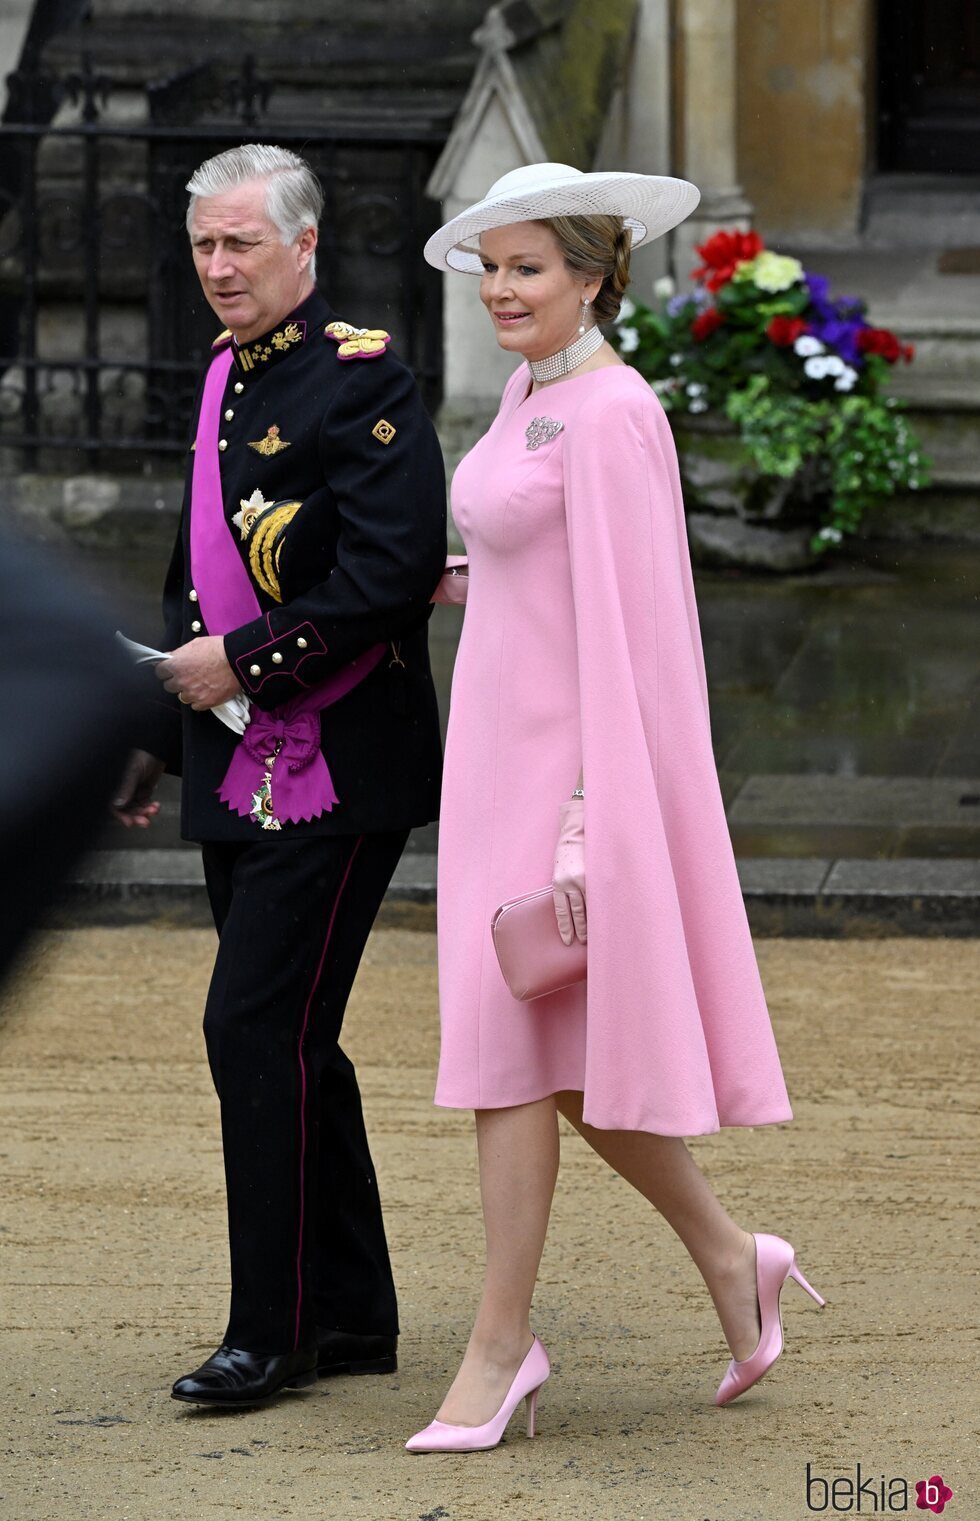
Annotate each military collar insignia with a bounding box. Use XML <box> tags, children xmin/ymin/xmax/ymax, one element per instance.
<box><xmin>325</xmin><ymin>320</ymin><xmax>392</xmax><ymax>361</ymax></box>
<box><xmin>248</xmin><ymin>424</ymin><xmax>291</xmax><ymax>456</ymax></box>
<box><xmin>232</xmin><ymin>318</ymin><xmax>308</xmax><ymax>375</ymax></box>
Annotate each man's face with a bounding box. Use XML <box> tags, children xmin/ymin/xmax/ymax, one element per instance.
<box><xmin>189</xmin><ymin>179</ymin><xmax>317</xmax><ymax>343</ymax></box>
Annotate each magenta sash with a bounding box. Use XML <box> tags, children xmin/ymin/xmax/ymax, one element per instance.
<box><xmin>190</xmin><ymin>345</ymin><xmax>384</xmax><ymax>825</ymax></box>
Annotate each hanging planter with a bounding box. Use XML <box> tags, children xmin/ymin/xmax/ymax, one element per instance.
<box><xmin>615</xmin><ymin>231</ymin><xmax>928</xmax><ymax>571</ymax></box>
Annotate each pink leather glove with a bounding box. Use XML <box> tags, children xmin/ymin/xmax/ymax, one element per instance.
<box><xmin>431</xmin><ymin>555</ymin><xmax>468</xmax><ymax>605</ymax></box>
<box><xmin>553</xmin><ymin>797</ymin><xmax>586</xmax><ymax>946</ymax></box>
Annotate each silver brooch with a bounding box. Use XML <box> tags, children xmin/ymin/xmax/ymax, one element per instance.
<box><xmin>525</xmin><ymin>416</ymin><xmax>564</xmax><ymax>451</ymax></box>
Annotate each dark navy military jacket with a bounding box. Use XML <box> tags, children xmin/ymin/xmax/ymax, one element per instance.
<box><xmin>142</xmin><ymin>287</ymin><xmax>447</xmax><ymax>841</ymax></box>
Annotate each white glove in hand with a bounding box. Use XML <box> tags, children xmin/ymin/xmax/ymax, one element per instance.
<box><xmin>553</xmin><ymin>797</ymin><xmax>586</xmax><ymax>946</ymax></box>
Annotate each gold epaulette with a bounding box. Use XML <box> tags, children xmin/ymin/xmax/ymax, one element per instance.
<box><xmin>211</xmin><ymin>328</ymin><xmax>233</xmax><ymax>350</ymax></box>
<box><xmin>325</xmin><ymin>320</ymin><xmax>392</xmax><ymax>362</ymax></box>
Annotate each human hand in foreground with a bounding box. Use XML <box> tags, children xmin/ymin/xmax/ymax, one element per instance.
<box><xmin>112</xmin><ymin>749</ymin><xmax>164</xmax><ymax>828</ymax></box>
<box><xmin>431</xmin><ymin>556</ymin><xmax>469</xmax><ymax>605</ymax></box>
<box><xmin>553</xmin><ymin>796</ymin><xmax>586</xmax><ymax>946</ymax></box>
<box><xmin>157</xmin><ymin>636</ymin><xmax>240</xmax><ymax>710</ymax></box>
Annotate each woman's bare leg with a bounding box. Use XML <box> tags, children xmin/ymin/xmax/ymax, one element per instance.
<box><xmin>555</xmin><ymin>1091</ymin><xmax>760</xmax><ymax>1360</ymax></box>
<box><xmin>435</xmin><ymin>1097</ymin><xmax>559</xmax><ymax>1426</ymax></box>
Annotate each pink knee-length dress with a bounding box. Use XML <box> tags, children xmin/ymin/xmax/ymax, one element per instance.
<box><xmin>435</xmin><ymin>362</ymin><xmax>792</xmax><ymax>1136</ymax></box>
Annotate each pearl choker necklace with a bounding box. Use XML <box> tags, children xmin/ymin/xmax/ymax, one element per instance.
<box><xmin>528</xmin><ymin>323</ymin><xmax>604</xmax><ymax>383</ymax></box>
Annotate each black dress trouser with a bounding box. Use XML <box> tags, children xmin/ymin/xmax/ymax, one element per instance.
<box><xmin>200</xmin><ymin>829</ymin><xmax>409</xmax><ymax>1354</ymax></box>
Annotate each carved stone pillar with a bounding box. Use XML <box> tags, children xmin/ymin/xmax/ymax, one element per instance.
<box><xmin>672</xmin><ymin>0</ymin><xmax>753</xmax><ymax>284</ymax></box>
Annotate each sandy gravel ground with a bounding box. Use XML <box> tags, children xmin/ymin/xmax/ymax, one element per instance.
<box><xmin>0</xmin><ymin>928</ymin><xmax>976</xmax><ymax>1521</ymax></box>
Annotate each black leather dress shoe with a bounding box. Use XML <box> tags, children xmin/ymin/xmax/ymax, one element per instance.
<box><xmin>171</xmin><ymin>1343</ymin><xmax>318</xmax><ymax>1407</ymax></box>
<box><xmin>315</xmin><ymin>1328</ymin><xmax>398</xmax><ymax>1378</ymax></box>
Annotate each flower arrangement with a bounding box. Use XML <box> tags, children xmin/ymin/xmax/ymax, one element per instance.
<box><xmin>615</xmin><ymin>229</ymin><xmax>927</xmax><ymax>555</ymax></box>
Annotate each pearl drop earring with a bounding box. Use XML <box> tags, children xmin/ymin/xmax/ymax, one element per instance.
<box><xmin>579</xmin><ymin>297</ymin><xmax>591</xmax><ymax>335</ymax></box>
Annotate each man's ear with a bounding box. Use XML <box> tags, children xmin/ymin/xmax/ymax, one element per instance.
<box><xmin>297</xmin><ymin>226</ymin><xmax>317</xmax><ymax>271</ymax></box>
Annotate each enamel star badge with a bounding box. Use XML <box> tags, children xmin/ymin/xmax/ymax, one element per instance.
<box><xmin>232</xmin><ymin>488</ymin><xmax>271</xmax><ymax>540</ymax></box>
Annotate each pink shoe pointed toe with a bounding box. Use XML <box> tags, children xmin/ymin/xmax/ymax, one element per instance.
<box><xmin>405</xmin><ymin>1336</ymin><xmax>550</xmax><ymax>1453</ymax></box>
<box><xmin>715</xmin><ymin>1232</ymin><xmax>825</xmax><ymax>1407</ymax></box>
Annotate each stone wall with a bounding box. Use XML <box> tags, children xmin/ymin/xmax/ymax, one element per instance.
<box><xmin>735</xmin><ymin>0</ymin><xmax>872</xmax><ymax>246</ymax></box>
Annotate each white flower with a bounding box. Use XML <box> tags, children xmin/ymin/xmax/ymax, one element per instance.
<box><xmin>689</xmin><ymin>399</ymin><xmax>708</xmax><ymax>413</ymax></box>
<box><xmin>652</xmin><ymin>276</ymin><xmax>675</xmax><ymax>300</ymax></box>
<box><xmin>686</xmin><ymin>382</ymin><xmax>706</xmax><ymax>396</ymax></box>
<box><xmin>823</xmin><ymin>355</ymin><xmax>844</xmax><ymax>376</ymax></box>
<box><xmin>618</xmin><ymin>326</ymin><xmax>640</xmax><ymax>354</ymax></box>
<box><xmin>834</xmin><ymin>366</ymin><xmax>858</xmax><ymax>392</ymax></box>
<box><xmin>615</xmin><ymin>296</ymin><xmax>637</xmax><ymax>324</ymax></box>
<box><xmin>795</xmin><ymin>335</ymin><xmax>825</xmax><ymax>358</ymax></box>
<box><xmin>670</xmin><ymin>352</ymin><xmax>684</xmax><ymax>366</ymax></box>
<box><xmin>804</xmin><ymin>356</ymin><xmax>832</xmax><ymax>380</ymax></box>
<box><xmin>818</xmin><ymin>526</ymin><xmax>843</xmax><ymax>543</ymax></box>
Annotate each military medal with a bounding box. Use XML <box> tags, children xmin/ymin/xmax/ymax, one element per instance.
<box><xmin>250</xmin><ymin>744</ymin><xmax>283</xmax><ymax>830</ymax></box>
<box><xmin>233</xmin><ymin>488</ymin><xmax>270</xmax><ymax>540</ymax></box>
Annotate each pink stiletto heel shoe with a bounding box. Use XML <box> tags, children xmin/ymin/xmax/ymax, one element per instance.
<box><xmin>405</xmin><ymin>1336</ymin><xmax>550</xmax><ymax>1453</ymax></box>
<box><xmin>714</xmin><ymin>1232</ymin><xmax>825</xmax><ymax>1407</ymax></box>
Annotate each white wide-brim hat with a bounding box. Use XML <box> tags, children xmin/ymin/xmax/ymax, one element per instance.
<box><xmin>424</xmin><ymin>161</ymin><xmax>700</xmax><ymax>274</ymax></box>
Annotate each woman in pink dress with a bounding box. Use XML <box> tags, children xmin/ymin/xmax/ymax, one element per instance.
<box><xmin>407</xmin><ymin>165</ymin><xmax>824</xmax><ymax>1454</ymax></box>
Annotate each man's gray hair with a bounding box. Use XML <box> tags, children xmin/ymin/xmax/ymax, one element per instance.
<box><xmin>186</xmin><ymin>144</ymin><xmax>323</xmax><ymax>281</ymax></box>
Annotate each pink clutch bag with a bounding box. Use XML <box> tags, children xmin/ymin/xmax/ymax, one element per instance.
<box><xmin>491</xmin><ymin>885</ymin><xmax>588</xmax><ymax>1002</ymax></box>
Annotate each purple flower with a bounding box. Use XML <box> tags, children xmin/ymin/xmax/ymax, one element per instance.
<box><xmin>809</xmin><ymin>315</ymin><xmax>865</xmax><ymax>367</ymax></box>
<box><xmin>667</xmin><ymin>287</ymin><xmax>709</xmax><ymax>317</ymax></box>
<box><xmin>803</xmin><ymin>273</ymin><xmax>867</xmax><ymax>366</ymax></box>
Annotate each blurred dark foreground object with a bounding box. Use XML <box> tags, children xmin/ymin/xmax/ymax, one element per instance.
<box><xmin>0</xmin><ymin>537</ymin><xmax>138</xmax><ymax>985</ymax></box>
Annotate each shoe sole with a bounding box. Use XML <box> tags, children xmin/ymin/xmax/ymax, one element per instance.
<box><xmin>171</xmin><ymin>1369</ymin><xmax>318</xmax><ymax>1407</ymax></box>
<box><xmin>316</xmin><ymin>1354</ymin><xmax>398</xmax><ymax>1379</ymax></box>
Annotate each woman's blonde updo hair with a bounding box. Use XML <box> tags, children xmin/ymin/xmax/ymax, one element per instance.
<box><xmin>539</xmin><ymin>213</ymin><xmax>632</xmax><ymax>324</ymax></box>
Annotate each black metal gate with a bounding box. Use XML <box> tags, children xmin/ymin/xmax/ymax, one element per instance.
<box><xmin>0</xmin><ymin>56</ymin><xmax>449</xmax><ymax>468</ymax></box>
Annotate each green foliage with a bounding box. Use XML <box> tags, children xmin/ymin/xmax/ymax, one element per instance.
<box><xmin>725</xmin><ymin>377</ymin><xmax>926</xmax><ymax>551</ymax></box>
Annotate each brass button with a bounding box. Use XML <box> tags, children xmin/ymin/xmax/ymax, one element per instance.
<box><xmin>271</xmin><ymin>652</ymin><xmax>284</xmax><ymax>664</ymax></box>
<box><xmin>224</xmin><ymin>408</ymin><xmax>234</xmax><ymax>422</ymax></box>
<box><xmin>296</xmin><ymin>637</ymin><xmax>308</xmax><ymax>649</ymax></box>
<box><xmin>190</xmin><ymin>620</ymin><xmax>202</xmax><ymax>633</ymax></box>
<box><xmin>189</xmin><ymin>589</ymin><xmax>198</xmax><ymax>602</ymax></box>
<box><xmin>218</xmin><ymin>439</ymin><xmax>227</xmax><ymax>452</ymax></box>
<box><xmin>249</xmin><ymin>663</ymin><xmax>261</xmax><ymax>676</ymax></box>
<box><xmin>234</xmin><ymin>381</ymin><xmax>244</xmax><ymax>395</ymax></box>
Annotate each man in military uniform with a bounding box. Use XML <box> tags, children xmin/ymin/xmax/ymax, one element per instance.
<box><xmin>113</xmin><ymin>144</ymin><xmax>447</xmax><ymax>1407</ymax></box>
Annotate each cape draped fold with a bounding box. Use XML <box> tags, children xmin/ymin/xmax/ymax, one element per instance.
<box><xmin>562</xmin><ymin>376</ymin><xmax>792</xmax><ymax>1135</ymax></box>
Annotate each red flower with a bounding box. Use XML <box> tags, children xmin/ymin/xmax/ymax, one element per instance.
<box><xmin>767</xmin><ymin>316</ymin><xmax>809</xmax><ymax>346</ymax></box>
<box><xmin>691</xmin><ymin>308</ymin><xmax>725</xmax><ymax>342</ymax></box>
<box><xmin>857</xmin><ymin>326</ymin><xmax>905</xmax><ymax>363</ymax></box>
<box><xmin>692</xmin><ymin>229</ymin><xmax>764</xmax><ymax>291</ymax></box>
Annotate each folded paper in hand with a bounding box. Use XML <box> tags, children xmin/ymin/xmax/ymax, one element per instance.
<box><xmin>115</xmin><ymin>632</ymin><xmax>251</xmax><ymax>736</ymax></box>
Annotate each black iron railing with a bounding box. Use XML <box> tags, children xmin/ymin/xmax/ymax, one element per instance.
<box><xmin>0</xmin><ymin>56</ymin><xmax>448</xmax><ymax>467</ymax></box>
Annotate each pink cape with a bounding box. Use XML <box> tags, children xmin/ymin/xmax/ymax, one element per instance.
<box><xmin>435</xmin><ymin>363</ymin><xmax>792</xmax><ymax>1135</ymax></box>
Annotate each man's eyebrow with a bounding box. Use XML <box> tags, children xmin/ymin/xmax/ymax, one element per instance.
<box><xmin>191</xmin><ymin>227</ymin><xmax>263</xmax><ymax>243</ymax></box>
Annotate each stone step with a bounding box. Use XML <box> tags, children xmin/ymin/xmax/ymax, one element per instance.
<box><xmin>57</xmin><ymin>849</ymin><xmax>980</xmax><ymax>937</ymax></box>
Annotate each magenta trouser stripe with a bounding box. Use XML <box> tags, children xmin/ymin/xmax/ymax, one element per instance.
<box><xmin>293</xmin><ymin>834</ymin><xmax>365</xmax><ymax>1350</ymax></box>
